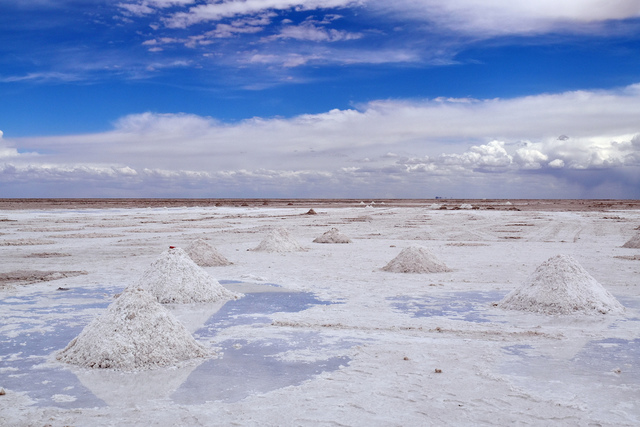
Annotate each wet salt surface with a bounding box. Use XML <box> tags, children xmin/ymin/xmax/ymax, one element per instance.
<box><xmin>3</xmin><ymin>284</ymin><xmax>639</xmax><ymax>411</ymax></box>
<box><xmin>0</xmin><ymin>284</ymin><xmax>351</xmax><ymax>408</ymax></box>
<box><xmin>388</xmin><ymin>290</ymin><xmax>508</xmax><ymax>323</ymax></box>
<box><xmin>173</xmin><ymin>336</ymin><xmax>351</xmax><ymax>404</ymax></box>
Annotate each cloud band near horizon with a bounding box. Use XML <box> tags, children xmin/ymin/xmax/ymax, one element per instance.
<box><xmin>1</xmin><ymin>84</ymin><xmax>639</xmax><ymax>199</ymax></box>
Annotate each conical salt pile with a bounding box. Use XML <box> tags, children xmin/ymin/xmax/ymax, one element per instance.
<box><xmin>185</xmin><ymin>238</ymin><xmax>232</xmax><ymax>267</ymax></box>
<box><xmin>57</xmin><ymin>287</ymin><xmax>209</xmax><ymax>370</ymax></box>
<box><xmin>135</xmin><ymin>247</ymin><xmax>241</xmax><ymax>303</ymax></box>
<box><xmin>622</xmin><ymin>233</ymin><xmax>640</xmax><ymax>249</ymax></box>
<box><xmin>382</xmin><ymin>246</ymin><xmax>451</xmax><ymax>273</ymax></box>
<box><xmin>498</xmin><ymin>254</ymin><xmax>624</xmax><ymax>315</ymax></box>
<box><xmin>250</xmin><ymin>228</ymin><xmax>305</xmax><ymax>253</ymax></box>
<box><xmin>313</xmin><ymin>228</ymin><xmax>352</xmax><ymax>244</ymax></box>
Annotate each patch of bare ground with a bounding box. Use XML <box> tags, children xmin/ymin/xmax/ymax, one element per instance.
<box><xmin>49</xmin><ymin>233</ymin><xmax>124</xmax><ymax>239</ymax></box>
<box><xmin>0</xmin><ymin>239</ymin><xmax>56</xmax><ymax>246</ymax></box>
<box><xmin>446</xmin><ymin>242</ymin><xmax>490</xmax><ymax>247</ymax></box>
<box><xmin>614</xmin><ymin>255</ymin><xmax>640</xmax><ymax>261</ymax></box>
<box><xmin>24</xmin><ymin>252</ymin><xmax>72</xmax><ymax>258</ymax></box>
<box><xmin>0</xmin><ymin>270</ymin><xmax>87</xmax><ymax>287</ymax></box>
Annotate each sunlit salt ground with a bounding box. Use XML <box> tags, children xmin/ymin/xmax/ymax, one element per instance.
<box><xmin>1</xmin><ymin>203</ymin><xmax>639</xmax><ymax>425</ymax></box>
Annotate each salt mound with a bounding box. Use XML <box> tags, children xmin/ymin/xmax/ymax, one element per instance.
<box><xmin>250</xmin><ymin>228</ymin><xmax>305</xmax><ymax>253</ymax></box>
<box><xmin>313</xmin><ymin>228</ymin><xmax>352</xmax><ymax>244</ymax></box>
<box><xmin>622</xmin><ymin>233</ymin><xmax>640</xmax><ymax>248</ymax></box>
<box><xmin>57</xmin><ymin>287</ymin><xmax>209</xmax><ymax>370</ymax></box>
<box><xmin>498</xmin><ymin>254</ymin><xmax>624</xmax><ymax>315</ymax></box>
<box><xmin>185</xmin><ymin>239</ymin><xmax>232</xmax><ymax>267</ymax></box>
<box><xmin>135</xmin><ymin>247</ymin><xmax>241</xmax><ymax>303</ymax></box>
<box><xmin>382</xmin><ymin>246</ymin><xmax>451</xmax><ymax>273</ymax></box>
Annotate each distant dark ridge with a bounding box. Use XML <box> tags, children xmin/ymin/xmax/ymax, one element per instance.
<box><xmin>0</xmin><ymin>198</ymin><xmax>638</xmax><ymax>211</ymax></box>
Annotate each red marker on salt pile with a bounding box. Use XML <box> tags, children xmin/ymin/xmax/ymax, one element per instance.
<box><xmin>169</xmin><ymin>246</ymin><xmax>175</xmax><ymax>249</ymax></box>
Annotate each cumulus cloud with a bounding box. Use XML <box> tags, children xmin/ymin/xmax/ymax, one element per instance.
<box><xmin>4</xmin><ymin>84</ymin><xmax>640</xmax><ymax>198</ymax></box>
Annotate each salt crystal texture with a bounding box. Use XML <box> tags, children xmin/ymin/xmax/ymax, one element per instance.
<box><xmin>135</xmin><ymin>247</ymin><xmax>241</xmax><ymax>303</ymax></box>
<box><xmin>622</xmin><ymin>233</ymin><xmax>640</xmax><ymax>248</ymax></box>
<box><xmin>250</xmin><ymin>228</ymin><xmax>305</xmax><ymax>252</ymax></box>
<box><xmin>56</xmin><ymin>287</ymin><xmax>209</xmax><ymax>370</ymax></box>
<box><xmin>498</xmin><ymin>254</ymin><xmax>624</xmax><ymax>315</ymax></box>
<box><xmin>382</xmin><ymin>246</ymin><xmax>451</xmax><ymax>273</ymax></box>
<box><xmin>185</xmin><ymin>238</ymin><xmax>232</xmax><ymax>267</ymax></box>
<box><xmin>313</xmin><ymin>228</ymin><xmax>352</xmax><ymax>244</ymax></box>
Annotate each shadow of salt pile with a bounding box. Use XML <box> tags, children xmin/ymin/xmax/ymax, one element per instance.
<box><xmin>622</xmin><ymin>232</ymin><xmax>640</xmax><ymax>248</ymax></box>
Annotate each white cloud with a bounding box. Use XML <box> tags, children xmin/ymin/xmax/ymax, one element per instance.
<box><xmin>369</xmin><ymin>0</ymin><xmax>640</xmax><ymax>37</ymax></box>
<box><xmin>164</xmin><ymin>0</ymin><xmax>362</xmax><ymax>28</ymax></box>
<box><xmin>266</xmin><ymin>20</ymin><xmax>362</xmax><ymax>42</ymax></box>
<box><xmin>4</xmin><ymin>84</ymin><xmax>640</xmax><ymax>197</ymax></box>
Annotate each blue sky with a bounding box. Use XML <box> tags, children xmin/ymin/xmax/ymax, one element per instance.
<box><xmin>1</xmin><ymin>0</ymin><xmax>640</xmax><ymax>198</ymax></box>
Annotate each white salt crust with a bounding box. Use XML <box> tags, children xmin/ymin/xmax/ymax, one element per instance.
<box><xmin>250</xmin><ymin>228</ymin><xmax>305</xmax><ymax>253</ymax></box>
<box><xmin>313</xmin><ymin>228</ymin><xmax>352</xmax><ymax>244</ymax></box>
<box><xmin>382</xmin><ymin>246</ymin><xmax>451</xmax><ymax>273</ymax></box>
<box><xmin>135</xmin><ymin>247</ymin><xmax>241</xmax><ymax>304</ymax></box>
<box><xmin>498</xmin><ymin>254</ymin><xmax>624</xmax><ymax>315</ymax></box>
<box><xmin>56</xmin><ymin>287</ymin><xmax>209</xmax><ymax>371</ymax></box>
<box><xmin>185</xmin><ymin>238</ymin><xmax>232</xmax><ymax>267</ymax></box>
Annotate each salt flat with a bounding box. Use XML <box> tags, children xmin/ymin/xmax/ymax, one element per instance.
<box><xmin>0</xmin><ymin>200</ymin><xmax>639</xmax><ymax>426</ymax></box>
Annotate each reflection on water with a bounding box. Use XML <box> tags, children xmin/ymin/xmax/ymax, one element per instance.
<box><xmin>388</xmin><ymin>291</ymin><xmax>507</xmax><ymax>323</ymax></box>
<box><xmin>174</xmin><ymin>336</ymin><xmax>350</xmax><ymax>404</ymax></box>
<box><xmin>1</xmin><ymin>284</ymin><xmax>350</xmax><ymax>408</ymax></box>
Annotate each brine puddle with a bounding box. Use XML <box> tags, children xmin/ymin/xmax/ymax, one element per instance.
<box><xmin>388</xmin><ymin>290</ymin><xmax>508</xmax><ymax>323</ymax></box>
<box><xmin>0</xmin><ymin>283</ymin><xmax>352</xmax><ymax>408</ymax></box>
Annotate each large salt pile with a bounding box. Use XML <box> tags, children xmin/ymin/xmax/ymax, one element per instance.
<box><xmin>185</xmin><ymin>238</ymin><xmax>232</xmax><ymax>267</ymax></box>
<box><xmin>622</xmin><ymin>233</ymin><xmax>640</xmax><ymax>248</ymax></box>
<box><xmin>250</xmin><ymin>228</ymin><xmax>305</xmax><ymax>252</ymax></box>
<box><xmin>57</xmin><ymin>287</ymin><xmax>209</xmax><ymax>370</ymax></box>
<box><xmin>135</xmin><ymin>247</ymin><xmax>241</xmax><ymax>303</ymax></box>
<box><xmin>313</xmin><ymin>228</ymin><xmax>352</xmax><ymax>244</ymax></box>
<box><xmin>382</xmin><ymin>246</ymin><xmax>451</xmax><ymax>273</ymax></box>
<box><xmin>498</xmin><ymin>254</ymin><xmax>624</xmax><ymax>315</ymax></box>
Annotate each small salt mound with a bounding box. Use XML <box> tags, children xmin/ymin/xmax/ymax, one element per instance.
<box><xmin>135</xmin><ymin>247</ymin><xmax>241</xmax><ymax>303</ymax></box>
<box><xmin>313</xmin><ymin>228</ymin><xmax>352</xmax><ymax>244</ymax></box>
<box><xmin>498</xmin><ymin>254</ymin><xmax>624</xmax><ymax>315</ymax></box>
<box><xmin>250</xmin><ymin>228</ymin><xmax>305</xmax><ymax>253</ymax></box>
<box><xmin>382</xmin><ymin>246</ymin><xmax>451</xmax><ymax>273</ymax></box>
<box><xmin>185</xmin><ymin>239</ymin><xmax>232</xmax><ymax>267</ymax></box>
<box><xmin>57</xmin><ymin>287</ymin><xmax>209</xmax><ymax>370</ymax></box>
<box><xmin>622</xmin><ymin>233</ymin><xmax>640</xmax><ymax>248</ymax></box>
<box><xmin>459</xmin><ymin>203</ymin><xmax>473</xmax><ymax>210</ymax></box>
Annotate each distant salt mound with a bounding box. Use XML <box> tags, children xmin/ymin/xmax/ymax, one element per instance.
<box><xmin>250</xmin><ymin>228</ymin><xmax>305</xmax><ymax>253</ymax></box>
<box><xmin>622</xmin><ymin>233</ymin><xmax>640</xmax><ymax>249</ymax></box>
<box><xmin>498</xmin><ymin>254</ymin><xmax>624</xmax><ymax>315</ymax></box>
<box><xmin>185</xmin><ymin>239</ymin><xmax>232</xmax><ymax>267</ymax></box>
<box><xmin>313</xmin><ymin>228</ymin><xmax>352</xmax><ymax>244</ymax></box>
<box><xmin>382</xmin><ymin>246</ymin><xmax>451</xmax><ymax>273</ymax></box>
<box><xmin>135</xmin><ymin>247</ymin><xmax>241</xmax><ymax>303</ymax></box>
<box><xmin>57</xmin><ymin>287</ymin><xmax>209</xmax><ymax>370</ymax></box>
